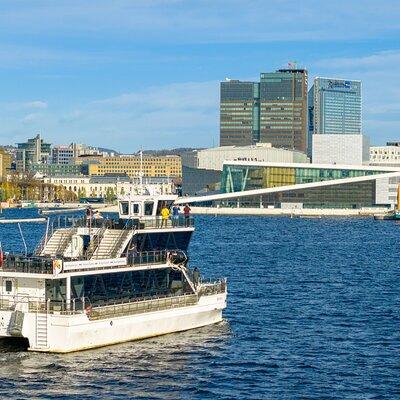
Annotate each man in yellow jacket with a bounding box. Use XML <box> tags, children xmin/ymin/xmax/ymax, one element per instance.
<box><xmin>160</xmin><ymin>204</ymin><xmax>170</xmax><ymax>228</ymax></box>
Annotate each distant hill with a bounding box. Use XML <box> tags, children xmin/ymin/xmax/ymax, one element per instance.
<box><xmin>141</xmin><ymin>147</ymin><xmax>204</xmax><ymax>156</ymax></box>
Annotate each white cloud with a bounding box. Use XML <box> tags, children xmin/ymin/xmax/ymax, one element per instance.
<box><xmin>314</xmin><ymin>50</ymin><xmax>400</xmax><ymax>70</ymax></box>
<box><xmin>0</xmin><ymin>80</ymin><xmax>220</xmax><ymax>151</ymax></box>
<box><xmin>23</xmin><ymin>101</ymin><xmax>48</xmax><ymax>109</ymax></box>
<box><xmin>0</xmin><ymin>0</ymin><xmax>399</xmax><ymax>44</ymax></box>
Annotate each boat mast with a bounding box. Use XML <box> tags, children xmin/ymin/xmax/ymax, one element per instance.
<box><xmin>397</xmin><ymin>184</ymin><xmax>400</xmax><ymax>211</ymax></box>
<box><xmin>139</xmin><ymin>149</ymin><xmax>143</xmax><ymax>195</ymax></box>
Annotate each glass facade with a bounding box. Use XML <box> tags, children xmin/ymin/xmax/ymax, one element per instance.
<box><xmin>220</xmin><ymin>69</ymin><xmax>308</xmax><ymax>152</ymax></box>
<box><xmin>221</xmin><ymin>164</ymin><xmax>386</xmax><ymax>208</ymax></box>
<box><xmin>220</xmin><ymin>81</ymin><xmax>258</xmax><ymax>146</ymax></box>
<box><xmin>310</xmin><ymin>78</ymin><xmax>362</xmax><ymax>136</ymax></box>
<box><xmin>230</xmin><ymin>181</ymin><xmax>376</xmax><ymax>209</ymax></box>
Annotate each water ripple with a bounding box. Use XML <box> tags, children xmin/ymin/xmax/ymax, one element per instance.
<box><xmin>0</xmin><ymin>212</ymin><xmax>399</xmax><ymax>398</ymax></box>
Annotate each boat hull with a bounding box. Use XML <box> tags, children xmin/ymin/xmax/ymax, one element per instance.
<box><xmin>0</xmin><ymin>293</ymin><xmax>226</xmax><ymax>353</ymax></box>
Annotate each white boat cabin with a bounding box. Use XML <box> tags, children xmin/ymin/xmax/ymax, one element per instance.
<box><xmin>118</xmin><ymin>194</ymin><xmax>178</xmax><ymax>220</ymax></box>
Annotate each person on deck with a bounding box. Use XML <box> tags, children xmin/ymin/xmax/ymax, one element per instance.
<box><xmin>172</xmin><ymin>204</ymin><xmax>180</xmax><ymax>227</ymax></box>
<box><xmin>160</xmin><ymin>204</ymin><xmax>170</xmax><ymax>228</ymax></box>
<box><xmin>183</xmin><ymin>204</ymin><xmax>191</xmax><ymax>227</ymax></box>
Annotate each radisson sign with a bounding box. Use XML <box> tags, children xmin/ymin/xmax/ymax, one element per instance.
<box><xmin>327</xmin><ymin>80</ymin><xmax>351</xmax><ymax>89</ymax></box>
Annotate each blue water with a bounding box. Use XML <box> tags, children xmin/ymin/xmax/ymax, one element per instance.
<box><xmin>0</xmin><ymin>209</ymin><xmax>399</xmax><ymax>399</ymax></box>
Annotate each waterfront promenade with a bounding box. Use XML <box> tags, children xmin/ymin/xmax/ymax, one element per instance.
<box><xmin>189</xmin><ymin>206</ymin><xmax>389</xmax><ymax>217</ymax></box>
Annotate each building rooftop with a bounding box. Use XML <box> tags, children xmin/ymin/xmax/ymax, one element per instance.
<box><xmin>222</xmin><ymin>160</ymin><xmax>400</xmax><ymax>172</ymax></box>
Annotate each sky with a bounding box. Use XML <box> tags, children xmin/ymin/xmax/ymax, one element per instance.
<box><xmin>0</xmin><ymin>0</ymin><xmax>400</xmax><ymax>152</ymax></box>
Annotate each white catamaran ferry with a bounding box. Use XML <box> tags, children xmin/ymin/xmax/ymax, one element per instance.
<box><xmin>0</xmin><ymin>194</ymin><xmax>227</xmax><ymax>352</ymax></box>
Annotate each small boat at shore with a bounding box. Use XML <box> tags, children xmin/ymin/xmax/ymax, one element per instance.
<box><xmin>374</xmin><ymin>185</ymin><xmax>400</xmax><ymax>221</ymax></box>
<box><xmin>0</xmin><ymin>218</ymin><xmax>47</xmax><ymax>224</ymax></box>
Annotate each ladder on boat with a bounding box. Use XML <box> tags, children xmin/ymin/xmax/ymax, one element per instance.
<box><xmin>35</xmin><ymin>312</ymin><xmax>48</xmax><ymax>349</ymax></box>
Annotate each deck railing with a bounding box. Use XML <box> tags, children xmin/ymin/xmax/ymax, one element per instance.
<box><xmin>198</xmin><ymin>278</ymin><xmax>227</xmax><ymax>297</ymax></box>
<box><xmin>2</xmin><ymin>256</ymin><xmax>54</xmax><ymax>274</ymax></box>
<box><xmin>88</xmin><ymin>293</ymin><xmax>199</xmax><ymax>320</ymax></box>
<box><xmin>1</xmin><ymin>250</ymin><xmax>170</xmax><ymax>274</ymax></box>
<box><xmin>0</xmin><ymin>294</ymin><xmax>91</xmax><ymax>315</ymax></box>
<box><xmin>0</xmin><ymin>278</ymin><xmax>226</xmax><ymax>316</ymax></box>
<box><xmin>47</xmin><ymin>215</ymin><xmax>194</xmax><ymax>231</ymax></box>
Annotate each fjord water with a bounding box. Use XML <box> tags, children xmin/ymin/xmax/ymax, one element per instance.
<box><xmin>0</xmin><ymin>210</ymin><xmax>399</xmax><ymax>399</ymax></box>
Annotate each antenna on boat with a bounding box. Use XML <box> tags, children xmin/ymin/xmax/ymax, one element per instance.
<box><xmin>139</xmin><ymin>149</ymin><xmax>144</xmax><ymax>195</ymax></box>
<box><xmin>17</xmin><ymin>223</ymin><xmax>28</xmax><ymax>256</ymax></box>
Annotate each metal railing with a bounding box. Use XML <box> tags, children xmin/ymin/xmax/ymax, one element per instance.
<box><xmin>2</xmin><ymin>255</ymin><xmax>54</xmax><ymax>274</ymax></box>
<box><xmin>0</xmin><ymin>278</ymin><xmax>226</xmax><ymax>318</ymax></box>
<box><xmin>1</xmin><ymin>249</ymin><xmax>169</xmax><ymax>274</ymax></box>
<box><xmin>88</xmin><ymin>292</ymin><xmax>199</xmax><ymax>320</ymax></box>
<box><xmin>198</xmin><ymin>278</ymin><xmax>227</xmax><ymax>297</ymax></box>
<box><xmin>48</xmin><ymin>215</ymin><xmax>194</xmax><ymax>231</ymax></box>
<box><xmin>135</xmin><ymin>216</ymin><xmax>194</xmax><ymax>229</ymax></box>
<box><xmin>0</xmin><ymin>294</ymin><xmax>92</xmax><ymax>315</ymax></box>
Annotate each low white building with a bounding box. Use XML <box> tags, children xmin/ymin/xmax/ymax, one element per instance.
<box><xmin>197</xmin><ymin>143</ymin><xmax>309</xmax><ymax>171</ymax></box>
<box><xmin>312</xmin><ymin>134</ymin><xmax>370</xmax><ymax>165</ymax></box>
<box><xmin>370</xmin><ymin>145</ymin><xmax>400</xmax><ymax>166</ymax></box>
<box><xmin>43</xmin><ymin>176</ymin><xmax>175</xmax><ymax>199</ymax></box>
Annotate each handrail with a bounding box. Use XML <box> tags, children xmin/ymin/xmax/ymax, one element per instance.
<box><xmin>1</xmin><ymin>249</ymin><xmax>170</xmax><ymax>274</ymax></box>
<box><xmin>88</xmin><ymin>292</ymin><xmax>199</xmax><ymax>320</ymax></box>
<box><xmin>85</xmin><ymin>225</ymin><xmax>107</xmax><ymax>259</ymax></box>
<box><xmin>0</xmin><ymin>294</ymin><xmax>92</xmax><ymax>314</ymax></box>
<box><xmin>53</xmin><ymin>215</ymin><xmax>195</xmax><ymax>230</ymax></box>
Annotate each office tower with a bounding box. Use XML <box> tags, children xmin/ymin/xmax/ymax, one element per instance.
<box><xmin>16</xmin><ymin>134</ymin><xmax>51</xmax><ymax>172</ymax></box>
<box><xmin>309</xmin><ymin>78</ymin><xmax>365</xmax><ymax>164</ymax></box>
<box><xmin>220</xmin><ymin>68</ymin><xmax>308</xmax><ymax>152</ymax></box>
<box><xmin>220</xmin><ymin>80</ymin><xmax>259</xmax><ymax>146</ymax></box>
<box><xmin>310</xmin><ymin>78</ymin><xmax>361</xmax><ymax>136</ymax></box>
<box><xmin>259</xmin><ymin>69</ymin><xmax>308</xmax><ymax>152</ymax></box>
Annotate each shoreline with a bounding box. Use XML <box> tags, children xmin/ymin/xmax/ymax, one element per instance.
<box><xmin>188</xmin><ymin>206</ymin><xmax>389</xmax><ymax>217</ymax></box>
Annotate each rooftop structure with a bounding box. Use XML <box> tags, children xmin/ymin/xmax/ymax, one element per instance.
<box><xmin>197</xmin><ymin>143</ymin><xmax>309</xmax><ymax>171</ymax></box>
<box><xmin>312</xmin><ymin>134</ymin><xmax>370</xmax><ymax>165</ymax></box>
<box><xmin>370</xmin><ymin>145</ymin><xmax>400</xmax><ymax>166</ymax></box>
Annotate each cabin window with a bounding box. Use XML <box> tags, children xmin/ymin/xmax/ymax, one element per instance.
<box><xmin>120</xmin><ymin>201</ymin><xmax>129</xmax><ymax>215</ymax></box>
<box><xmin>45</xmin><ymin>279</ymin><xmax>66</xmax><ymax>302</ymax></box>
<box><xmin>132</xmin><ymin>203</ymin><xmax>140</xmax><ymax>215</ymax></box>
<box><xmin>5</xmin><ymin>280</ymin><xmax>12</xmax><ymax>293</ymax></box>
<box><xmin>144</xmin><ymin>202</ymin><xmax>154</xmax><ymax>216</ymax></box>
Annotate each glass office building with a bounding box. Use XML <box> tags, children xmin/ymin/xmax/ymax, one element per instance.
<box><xmin>220</xmin><ymin>69</ymin><xmax>308</xmax><ymax>152</ymax></box>
<box><xmin>309</xmin><ymin>78</ymin><xmax>361</xmax><ymax>136</ymax></box>
<box><xmin>259</xmin><ymin>69</ymin><xmax>308</xmax><ymax>152</ymax></box>
<box><xmin>221</xmin><ymin>162</ymin><xmax>388</xmax><ymax>208</ymax></box>
<box><xmin>220</xmin><ymin>81</ymin><xmax>260</xmax><ymax>146</ymax></box>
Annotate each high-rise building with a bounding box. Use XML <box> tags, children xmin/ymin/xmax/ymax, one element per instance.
<box><xmin>52</xmin><ymin>145</ymin><xmax>75</xmax><ymax>165</ymax></box>
<box><xmin>16</xmin><ymin>134</ymin><xmax>51</xmax><ymax>172</ymax></box>
<box><xmin>259</xmin><ymin>69</ymin><xmax>308</xmax><ymax>152</ymax></box>
<box><xmin>220</xmin><ymin>68</ymin><xmax>308</xmax><ymax>152</ymax></box>
<box><xmin>309</xmin><ymin>78</ymin><xmax>362</xmax><ymax>137</ymax></box>
<box><xmin>220</xmin><ymin>81</ymin><xmax>259</xmax><ymax>146</ymax></box>
<box><xmin>309</xmin><ymin>78</ymin><xmax>364</xmax><ymax>164</ymax></box>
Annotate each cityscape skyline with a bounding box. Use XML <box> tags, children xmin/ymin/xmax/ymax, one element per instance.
<box><xmin>0</xmin><ymin>1</ymin><xmax>399</xmax><ymax>151</ymax></box>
